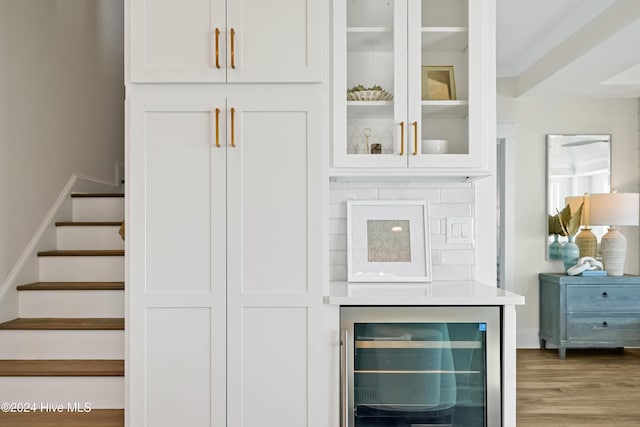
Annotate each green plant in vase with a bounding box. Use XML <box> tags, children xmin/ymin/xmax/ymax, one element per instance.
<box><xmin>558</xmin><ymin>203</ymin><xmax>583</xmax><ymax>272</ymax></box>
<box><xmin>547</xmin><ymin>214</ymin><xmax>565</xmax><ymax>260</ymax></box>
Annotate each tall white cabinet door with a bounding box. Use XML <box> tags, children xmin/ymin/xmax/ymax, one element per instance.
<box><xmin>129</xmin><ymin>0</ymin><xmax>227</xmax><ymax>82</ymax></box>
<box><xmin>128</xmin><ymin>94</ymin><xmax>227</xmax><ymax>427</ymax></box>
<box><xmin>225</xmin><ymin>95</ymin><xmax>325</xmax><ymax>427</ymax></box>
<box><xmin>225</xmin><ymin>0</ymin><xmax>321</xmax><ymax>83</ymax></box>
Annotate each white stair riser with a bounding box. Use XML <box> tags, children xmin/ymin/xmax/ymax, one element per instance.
<box><xmin>39</xmin><ymin>257</ymin><xmax>124</xmax><ymax>282</ymax></box>
<box><xmin>0</xmin><ymin>377</ymin><xmax>123</xmax><ymax>409</ymax></box>
<box><xmin>0</xmin><ymin>330</ymin><xmax>123</xmax><ymax>359</ymax></box>
<box><xmin>19</xmin><ymin>291</ymin><xmax>124</xmax><ymax>318</ymax></box>
<box><xmin>72</xmin><ymin>198</ymin><xmax>124</xmax><ymax>222</ymax></box>
<box><xmin>57</xmin><ymin>226</ymin><xmax>124</xmax><ymax>251</ymax></box>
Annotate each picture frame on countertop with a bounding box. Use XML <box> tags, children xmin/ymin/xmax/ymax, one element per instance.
<box><xmin>422</xmin><ymin>65</ymin><xmax>456</xmax><ymax>101</ymax></box>
<box><xmin>347</xmin><ymin>200</ymin><xmax>431</xmax><ymax>282</ymax></box>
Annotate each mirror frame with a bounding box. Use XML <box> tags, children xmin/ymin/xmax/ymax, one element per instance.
<box><xmin>545</xmin><ymin>134</ymin><xmax>611</xmax><ymax>260</ymax></box>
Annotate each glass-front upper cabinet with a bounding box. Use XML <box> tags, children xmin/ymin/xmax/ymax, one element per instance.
<box><xmin>333</xmin><ymin>0</ymin><xmax>495</xmax><ymax>175</ymax></box>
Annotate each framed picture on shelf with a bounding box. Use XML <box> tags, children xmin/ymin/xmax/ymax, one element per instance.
<box><xmin>422</xmin><ymin>66</ymin><xmax>456</xmax><ymax>100</ymax></box>
<box><xmin>347</xmin><ymin>200</ymin><xmax>432</xmax><ymax>282</ymax></box>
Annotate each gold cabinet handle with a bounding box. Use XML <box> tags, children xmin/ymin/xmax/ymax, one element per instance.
<box><xmin>230</xmin><ymin>28</ymin><xmax>236</xmax><ymax>69</ymax></box>
<box><xmin>230</xmin><ymin>107</ymin><xmax>236</xmax><ymax>147</ymax></box>
<box><xmin>399</xmin><ymin>121</ymin><xmax>405</xmax><ymax>156</ymax></box>
<box><xmin>214</xmin><ymin>28</ymin><xmax>221</xmax><ymax>69</ymax></box>
<box><xmin>412</xmin><ymin>121</ymin><xmax>418</xmax><ymax>155</ymax></box>
<box><xmin>215</xmin><ymin>108</ymin><xmax>221</xmax><ymax>147</ymax></box>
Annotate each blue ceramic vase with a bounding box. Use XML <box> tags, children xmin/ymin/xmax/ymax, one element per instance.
<box><xmin>548</xmin><ymin>234</ymin><xmax>563</xmax><ymax>260</ymax></box>
<box><xmin>561</xmin><ymin>235</ymin><xmax>580</xmax><ymax>272</ymax></box>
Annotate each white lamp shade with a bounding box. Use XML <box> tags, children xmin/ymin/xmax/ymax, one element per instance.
<box><xmin>589</xmin><ymin>192</ymin><xmax>639</xmax><ymax>226</ymax></box>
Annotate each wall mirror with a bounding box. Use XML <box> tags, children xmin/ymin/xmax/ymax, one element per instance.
<box><xmin>546</xmin><ymin>134</ymin><xmax>611</xmax><ymax>259</ymax></box>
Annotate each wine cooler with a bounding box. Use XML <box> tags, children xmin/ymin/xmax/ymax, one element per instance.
<box><xmin>340</xmin><ymin>307</ymin><xmax>501</xmax><ymax>426</ymax></box>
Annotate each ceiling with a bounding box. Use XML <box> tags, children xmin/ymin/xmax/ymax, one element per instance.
<box><xmin>496</xmin><ymin>0</ymin><xmax>640</xmax><ymax>97</ymax></box>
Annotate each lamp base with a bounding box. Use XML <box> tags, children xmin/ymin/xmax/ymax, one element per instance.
<box><xmin>575</xmin><ymin>228</ymin><xmax>597</xmax><ymax>258</ymax></box>
<box><xmin>600</xmin><ymin>227</ymin><xmax>626</xmax><ymax>276</ymax></box>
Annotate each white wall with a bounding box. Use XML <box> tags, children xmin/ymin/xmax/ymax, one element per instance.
<box><xmin>0</xmin><ymin>0</ymin><xmax>124</xmax><ymax>285</ymax></box>
<box><xmin>498</xmin><ymin>80</ymin><xmax>639</xmax><ymax>347</ymax></box>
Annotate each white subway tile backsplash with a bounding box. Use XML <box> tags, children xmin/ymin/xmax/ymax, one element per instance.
<box><xmin>329</xmin><ymin>234</ymin><xmax>347</xmax><ymax>250</ymax></box>
<box><xmin>431</xmin><ymin>234</ymin><xmax>473</xmax><ymax>250</ymax></box>
<box><xmin>330</xmin><ymin>250</ymin><xmax>348</xmax><ymax>266</ymax></box>
<box><xmin>328</xmin><ymin>181</ymin><xmax>349</xmax><ymax>189</ymax></box>
<box><xmin>330</xmin><ymin>219</ymin><xmax>347</xmax><ymax>235</ymax></box>
<box><xmin>329</xmin><ymin>203</ymin><xmax>345</xmax><ymax>219</ymax></box>
<box><xmin>329</xmin><ymin>188</ymin><xmax>378</xmax><ymax>204</ymax></box>
<box><xmin>329</xmin><ymin>181</ymin><xmax>477</xmax><ymax>282</ymax></box>
<box><xmin>431</xmin><ymin>251</ymin><xmax>442</xmax><ymax>266</ymax></box>
<box><xmin>429</xmin><ymin>219</ymin><xmax>441</xmax><ymax>235</ymax></box>
<box><xmin>378</xmin><ymin>188</ymin><xmax>440</xmax><ymax>202</ymax></box>
<box><xmin>429</xmin><ymin>203</ymin><xmax>472</xmax><ymax>219</ymax></box>
<box><xmin>330</xmin><ymin>265</ymin><xmax>348</xmax><ymax>282</ymax></box>
<box><xmin>431</xmin><ymin>265</ymin><xmax>474</xmax><ymax>281</ymax></box>
<box><xmin>440</xmin><ymin>250</ymin><xmax>475</xmax><ymax>265</ymax></box>
<box><xmin>440</xmin><ymin>189</ymin><xmax>475</xmax><ymax>203</ymax></box>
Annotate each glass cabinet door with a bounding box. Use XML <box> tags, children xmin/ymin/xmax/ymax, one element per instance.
<box><xmin>334</xmin><ymin>0</ymin><xmax>408</xmax><ymax>168</ymax></box>
<box><xmin>408</xmin><ymin>0</ymin><xmax>477</xmax><ymax>168</ymax></box>
<box><xmin>334</xmin><ymin>0</ymin><xmax>492</xmax><ymax>172</ymax></box>
<box><xmin>353</xmin><ymin>322</ymin><xmax>487</xmax><ymax>426</ymax></box>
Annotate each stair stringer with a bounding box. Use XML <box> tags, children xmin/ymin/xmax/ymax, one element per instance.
<box><xmin>0</xmin><ymin>174</ymin><xmax>121</xmax><ymax>323</ymax></box>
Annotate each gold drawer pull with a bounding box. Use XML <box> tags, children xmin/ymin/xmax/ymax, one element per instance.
<box><xmin>412</xmin><ymin>121</ymin><xmax>418</xmax><ymax>155</ymax></box>
<box><xmin>215</xmin><ymin>108</ymin><xmax>221</xmax><ymax>147</ymax></box>
<box><xmin>215</xmin><ymin>28</ymin><xmax>221</xmax><ymax>69</ymax></box>
<box><xmin>230</xmin><ymin>28</ymin><xmax>236</xmax><ymax>69</ymax></box>
<box><xmin>230</xmin><ymin>107</ymin><xmax>236</xmax><ymax>147</ymax></box>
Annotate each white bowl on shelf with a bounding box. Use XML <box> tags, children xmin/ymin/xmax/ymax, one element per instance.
<box><xmin>422</xmin><ymin>139</ymin><xmax>448</xmax><ymax>154</ymax></box>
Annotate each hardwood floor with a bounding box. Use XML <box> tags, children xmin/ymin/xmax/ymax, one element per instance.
<box><xmin>517</xmin><ymin>348</ymin><xmax>640</xmax><ymax>426</ymax></box>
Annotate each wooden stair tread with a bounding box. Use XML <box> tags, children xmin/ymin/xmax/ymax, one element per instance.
<box><xmin>37</xmin><ymin>250</ymin><xmax>124</xmax><ymax>257</ymax></box>
<box><xmin>0</xmin><ymin>318</ymin><xmax>124</xmax><ymax>330</ymax></box>
<box><xmin>17</xmin><ymin>282</ymin><xmax>125</xmax><ymax>291</ymax></box>
<box><xmin>55</xmin><ymin>221</ymin><xmax>123</xmax><ymax>227</ymax></box>
<box><xmin>0</xmin><ymin>360</ymin><xmax>123</xmax><ymax>377</ymax></box>
<box><xmin>0</xmin><ymin>409</ymin><xmax>123</xmax><ymax>426</ymax></box>
<box><xmin>71</xmin><ymin>193</ymin><xmax>124</xmax><ymax>198</ymax></box>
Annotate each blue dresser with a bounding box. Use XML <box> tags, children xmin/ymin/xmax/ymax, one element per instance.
<box><xmin>539</xmin><ymin>273</ymin><xmax>640</xmax><ymax>359</ymax></box>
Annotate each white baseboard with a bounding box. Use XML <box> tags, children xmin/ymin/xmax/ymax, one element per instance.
<box><xmin>517</xmin><ymin>328</ymin><xmax>541</xmax><ymax>349</ymax></box>
<box><xmin>0</xmin><ymin>174</ymin><xmax>120</xmax><ymax>322</ymax></box>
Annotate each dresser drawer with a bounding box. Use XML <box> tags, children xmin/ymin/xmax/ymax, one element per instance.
<box><xmin>567</xmin><ymin>285</ymin><xmax>640</xmax><ymax>312</ymax></box>
<box><xmin>567</xmin><ymin>314</ymin><xmax>640</xmax><ymax>342</ymax></box>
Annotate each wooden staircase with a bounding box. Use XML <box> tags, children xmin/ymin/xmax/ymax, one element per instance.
<box><xmin>0</xmin><ymin>193</ymin><xmax>125</xmax><ymax>426</ymax></box>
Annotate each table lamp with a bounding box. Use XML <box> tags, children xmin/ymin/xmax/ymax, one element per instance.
<box><xmin>589</xmin><ymin>191</ymin><xmax>639</xmax><ymax>276</ymax></box>
<box><xmin>565</xmin><ymin>194</ymin><xmax>596</xmax><ymax>257</ymax></box>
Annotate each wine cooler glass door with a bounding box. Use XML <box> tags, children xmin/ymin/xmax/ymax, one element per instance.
<box><xmin>341</xmin><ymin>306</ymin><xmax>501</xmax><ymax>427</ymax></box>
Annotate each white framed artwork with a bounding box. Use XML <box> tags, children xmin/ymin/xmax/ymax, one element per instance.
<box><xmin>347</xmin><ymin>200</ymin><xmax>431</xmax><ymax>282</ymax></box>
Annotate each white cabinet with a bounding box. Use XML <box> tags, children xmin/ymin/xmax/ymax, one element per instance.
<box><xmin>128</xmin><ymin>91</ymin><xmax>325</xmax><ymax>427</ymax></box>
<box><xmin>332</xmin><ymin>0</ymin><xmax>495</xmax><ymax>177</ymax></box>
<box><xmin>129</xmin><ymin>0</ymin><xmax>321</xmax><ymax>83</ymax></box>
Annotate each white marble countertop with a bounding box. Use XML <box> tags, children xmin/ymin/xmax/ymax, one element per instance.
<box><xmin>325</xmin><ymin>281</ymin><xmax>525</xmax><ymax>306</ymax></box>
